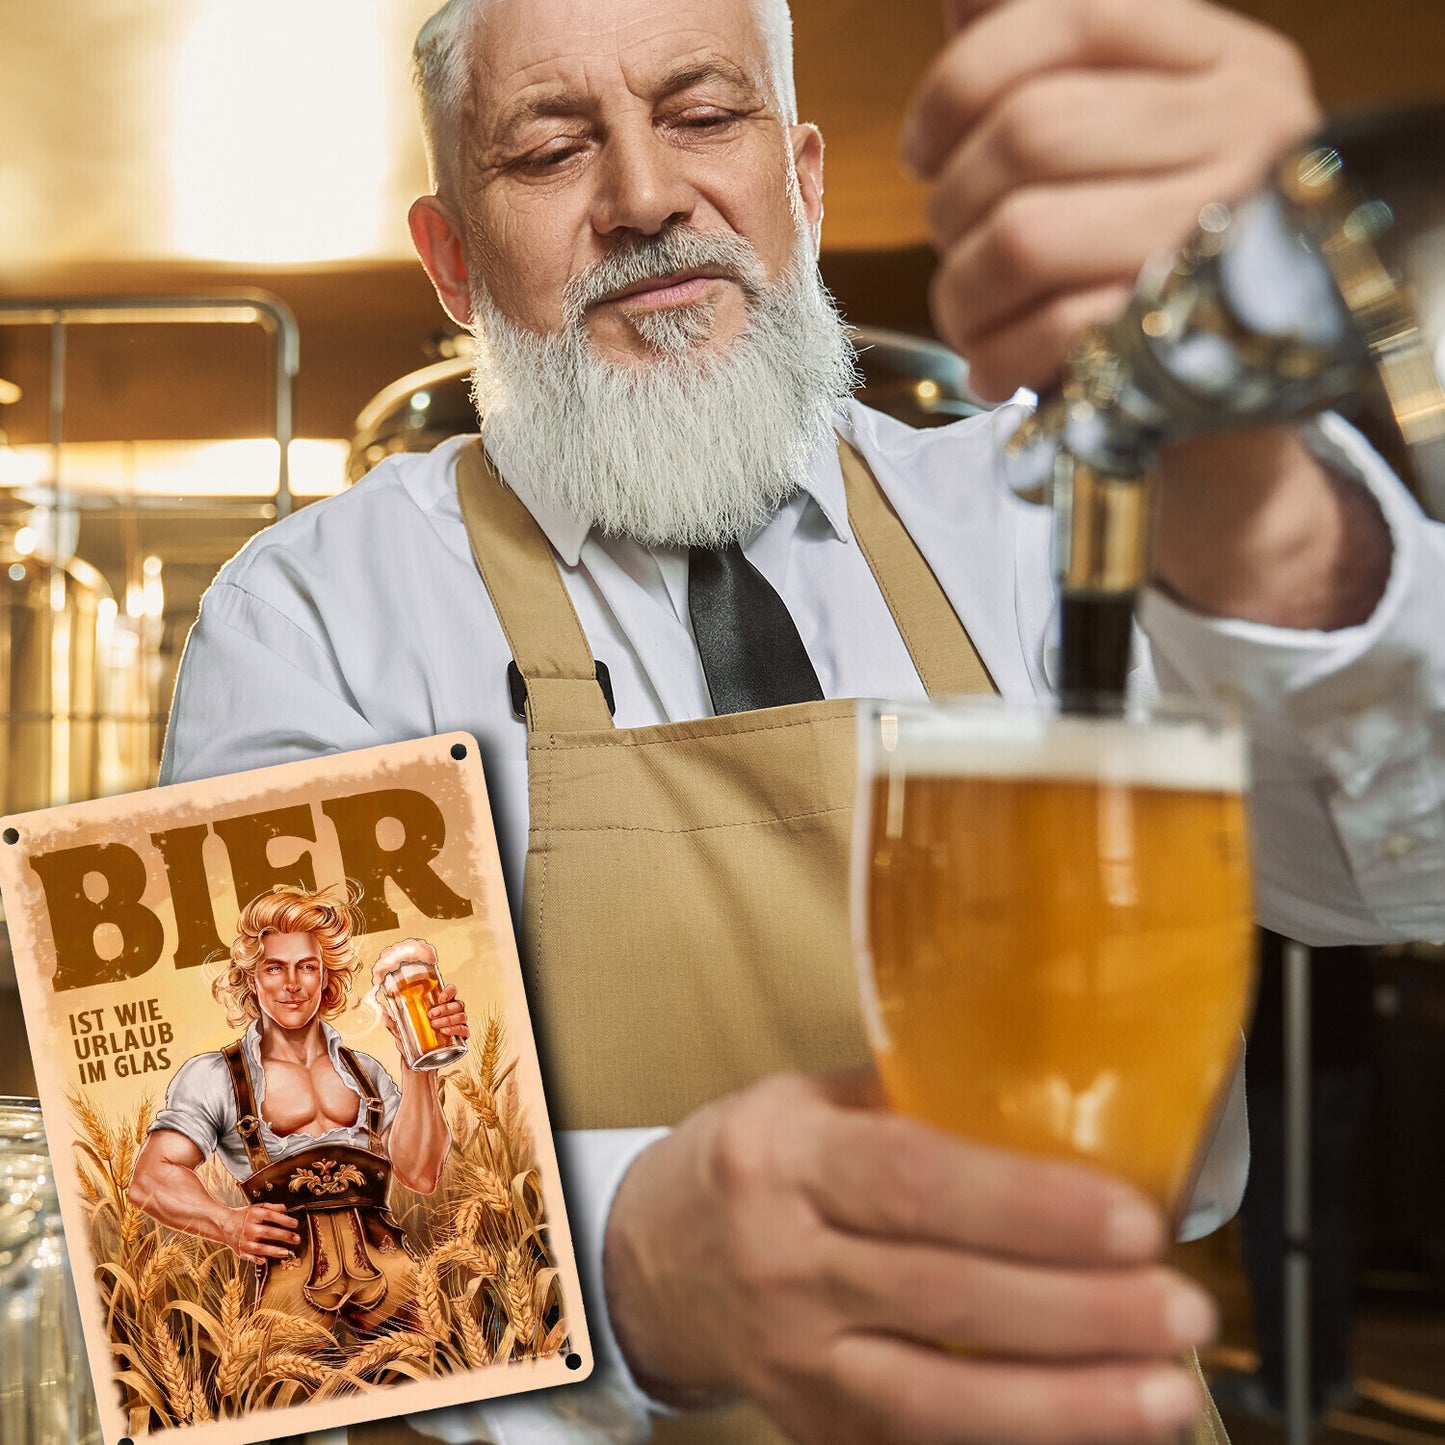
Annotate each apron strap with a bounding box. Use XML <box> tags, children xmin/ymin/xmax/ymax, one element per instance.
<box><xmin>837</xmin><ymin>437</ymin><xmax>996</xmax><ymax>697</ymax></box>
<box><xmin>221</xmin><ymin>1039</ymin><xmax>271</xmax><ymax>1175</ymax></box>
<box><xmin>338</xmin><ymin>1045</ymin><xmax>386</xmax><ymax>1152</ymax></box>
<box><xmin>456</xmin><ymin>439</ymin><xmax>615</xmax><ymax>734</ymax></box>
<box><xmin>455</xmin><ymin>432</ymin><xmax>996</xmax><ymax>737</ymax></box>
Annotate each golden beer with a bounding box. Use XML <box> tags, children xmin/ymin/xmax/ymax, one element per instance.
<box><xmin>381</xmin><ymin>958</ymin><xmax>467</xmax><ymax>1071</ymax></box>
<box><xmin>857</xmin><ymin>701</ymin><xmax>1253</xmax><ymax>1213</ymax></box>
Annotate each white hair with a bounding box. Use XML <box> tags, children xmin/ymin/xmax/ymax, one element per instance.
<box><xmin>412</xmin><ymin>0</ymin><xmax>798</xmax><ymax>202</ymax></box>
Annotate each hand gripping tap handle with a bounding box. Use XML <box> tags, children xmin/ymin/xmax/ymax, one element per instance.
<box><xmin>1006</xmin><ymin>104</ymin><xmax>1445</xmax><ymax>708</ymax></box>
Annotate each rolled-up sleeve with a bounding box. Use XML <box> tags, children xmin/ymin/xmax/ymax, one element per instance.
<box><xmin>149</xmin><ymin>1051</ymin><xmax>234</xmax><ymax>1158</ymax></box>
<box><xmin>1141</xmin><ymin>414</ymin><xmax>1445</xmax><ymax>947</ymax></box>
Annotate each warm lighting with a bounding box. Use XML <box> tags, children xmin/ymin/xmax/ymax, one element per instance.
<box><xmin>0</xmin><ymin>439</ymin><xmax>349</xmax><ymax>499</ymax></box>
<box><xmin>143</xmin><ymin>559</ymin><xmax>165</xmax><ymax>620</ymax></box>
<box><xmin>916</xmin><ymin>380</ymin><xmax>940</xmax><ymax>401</ymax></box>
<box><xmin>170</xmin><ymin>0</ymin><xmax>393</xmax><ymax>262</ymax></box>
<box><xmin>411</xmin><ymin>390</ymin><xmax>431</xmax><ymax>410</ymax></box>
<box><xmin>0</xmin><ymin>378</ymin><xmax>21</xmax><ymax>406</ymax></box>
<box><xmin>12</xmin><ymin>527</ymin><xmax>36</xmax><ymax>556</ymax></box>
<box><xmin>0</xmin><ymin>447</ymin><xmax>51</xmax><ymax>490</ymax></box>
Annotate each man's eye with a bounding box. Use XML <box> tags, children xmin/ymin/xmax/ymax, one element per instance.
<box><xmin>521</xmin><ymin>144</ymin><xmax>584</xmax><ymax>173</ymax></box>
<box><xmin>678</xmin><ymin>111</ymin><xmax>736</xmax><ymax>130</ymax></box>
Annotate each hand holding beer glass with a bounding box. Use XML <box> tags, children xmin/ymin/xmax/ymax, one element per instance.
<box><xmin>373</xmin><ymin>938</ymin><xmax>470</xmax><ymax>1070</ymax></box>
<box><xmin>854</xmin><ymin>697</ymin><xmax>1253</xmax><ymax>1308</ymax></box>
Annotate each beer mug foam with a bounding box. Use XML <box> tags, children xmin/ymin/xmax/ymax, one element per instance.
<box><xmin>856</xmin><ymin>699</ymin><xmax>1253</xmax><ymax>1214</ymax></box>
<box><xmin>382</xmin><ymin>953</ymin><xmax>468</xmax><ymax>1071</ymax></box>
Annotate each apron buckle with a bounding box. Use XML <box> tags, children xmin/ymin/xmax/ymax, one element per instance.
<box><xmin>508</xmin><ymin>659</ymin><xmax>615</xmax><ymax>720</ymax></box>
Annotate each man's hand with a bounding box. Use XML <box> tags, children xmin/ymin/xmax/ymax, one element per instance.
<box><xmin>222</xmin><ymin>1202</ymin><xmax>302</xmax><ymax>1265</ymax></box>
<box><xmin>906</xmin><ymin>0</ymin><xmax>1391</xmax><ymax>631</ymax></box>
<box><xmin>373</xmin><ymin>937</ymin><xmax>471</xmax><ymax>1057</ymax></box>
<box><xmin>904</xmin><ymin>0</ymin><xmax>1321</xmax><ymax>402</ymax></box>
<box><xmin>604</xmin><ymin>1072</ymin><xmax>1216</xmax><ymax>1445</ymax></box>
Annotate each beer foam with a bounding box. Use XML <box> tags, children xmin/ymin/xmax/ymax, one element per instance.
<box><xmin>869</xmin><ymin>708</ymin><xmax>1246</xmax><ymax>791</ymax></box>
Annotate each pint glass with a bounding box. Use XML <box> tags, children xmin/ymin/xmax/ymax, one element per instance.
<box><xmin>379</xmin><ymin>945</ymin><xmax>468</xmax><ymax>1071</ymax></box>
<box><xmin>854</xmin><ymin>696</ymin><xmax>1254</xmax><ymax>1214</ymax></box>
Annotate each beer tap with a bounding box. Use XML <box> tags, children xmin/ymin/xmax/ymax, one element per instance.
<box><xmin>1005</xmin><ymin>104</ymin><xmax>1445</xmax><ymax>710</ymax></box>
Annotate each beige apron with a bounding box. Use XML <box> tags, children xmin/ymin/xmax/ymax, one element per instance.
<box><xmin>346</xmin><ymin>438</ymin><xmax>1225</xmax><ymax>1445</ymax></box>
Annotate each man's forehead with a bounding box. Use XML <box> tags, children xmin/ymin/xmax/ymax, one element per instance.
<box><xmin>260</xmin><ymin>930</ymin><xmax>321</xmax><ymax>961</ymax></box>
<box><xmin>471</xmin><ymin>0</ymin><xmax>770</xmax><ymax>119</ymax></box>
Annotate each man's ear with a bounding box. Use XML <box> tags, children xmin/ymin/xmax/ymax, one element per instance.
<box><xmin>409</xmin><ymin>196</ymin><xmax>473</xmax><ymax>327</ymax></box>
<box><xmin>791</xmin><ymin>123</ymin><xmax>824</xmax><ymax>248</ymax></box>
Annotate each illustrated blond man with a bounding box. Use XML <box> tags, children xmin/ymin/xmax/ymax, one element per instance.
<box><xmin>130</xmin><ymin>885</ymin><xmax>468</xmax><ymax>1331</ymax></box>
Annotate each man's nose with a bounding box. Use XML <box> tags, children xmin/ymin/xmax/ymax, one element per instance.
<box><xmin>591</xmin><ymin>124</ymin><xmax>695</xmax><ymax>238</ymax></box>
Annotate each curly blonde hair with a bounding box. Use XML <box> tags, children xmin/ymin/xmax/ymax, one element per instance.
<box><xmin>213</xmin><ymin>884</ymin><xmax>365</xmax><ymax>1029</ymax></box>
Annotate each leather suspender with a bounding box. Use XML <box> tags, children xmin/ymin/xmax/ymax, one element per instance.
<box><xmin>339</xmin><ymin>1045</ymin><xmax>386</xmax><ymax>1152</ymax></box>
<box><xmin>221</xmin><ymin>1038</ymin><xmax>385</xmax><ymax>1166</ymax></box>
<box><xmin>221</xmin><ymin>1039</ymin><xmax>271</xmax><ymax>1174</ymax></box>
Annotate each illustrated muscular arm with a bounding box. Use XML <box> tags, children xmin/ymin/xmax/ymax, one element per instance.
<box><xmin>129</xmin><ymin>1130</ymin><xmax>301</xmax><ymax>1264</ymax></box>
<box><xmin>374</xmin><ymin>938</ymin><xmax>470</xmax><ymax>1194</ymax></box>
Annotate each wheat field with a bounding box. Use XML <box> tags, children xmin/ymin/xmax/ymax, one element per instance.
<box><xmin>69</xmin><ymin>1015</ymin><xmax>570</xmax><ymax>1435</ymax></box>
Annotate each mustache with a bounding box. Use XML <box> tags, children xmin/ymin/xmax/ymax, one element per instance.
<box><xmin>561</xmin><ymin>227</ymin><xmax>768</xmax><ymax>329</ymax></box>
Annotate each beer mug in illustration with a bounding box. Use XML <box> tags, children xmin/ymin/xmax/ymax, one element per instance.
<box><xmin>377</xmin><ymin>940</ymin><xmax>468</xmax><ymax>1071</ymax></box>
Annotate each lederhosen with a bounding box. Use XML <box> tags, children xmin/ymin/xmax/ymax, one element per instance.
<box><xmin>222</xmin><ymin>1039</ymin><xmax>415</xmax><ymax>1326</ymax></box>
<box><xmin>346</xmin><ymin>437</ymin><xmax>1229</xmax><ymax>1444</ymax></box>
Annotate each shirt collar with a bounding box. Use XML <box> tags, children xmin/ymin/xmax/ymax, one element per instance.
<box><xmin>481</xmin><ymin>415</ymin><xmax>853</xmax><ymax>567</ymax></box>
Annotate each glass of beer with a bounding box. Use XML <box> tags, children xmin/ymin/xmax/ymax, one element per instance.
<box><xmin>379</xmin><ymin>945</ymin><xmax>468</xmax><ymax>1071</ymax></box>
<box><xmin>853</xmin><ymin>695</ymin><xmax>1253</xmax><ymax>1217</ymax></box>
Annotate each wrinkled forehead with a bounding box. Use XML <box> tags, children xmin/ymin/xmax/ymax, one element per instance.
<box><xmin>469</xmin><ymin>0</ymin><xmax>774</xmax><ymax>131</ymax></box>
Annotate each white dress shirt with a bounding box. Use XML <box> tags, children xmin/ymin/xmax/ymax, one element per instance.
<box><xmin>161</xmin><ymin>398</ymin><xmax>1445</xmax><ymax>1443</ymax></box>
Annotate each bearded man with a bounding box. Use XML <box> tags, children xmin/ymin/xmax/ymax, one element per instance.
<box><xmin>162</xmin><ymin>0</ymin><xmax>1445</xmax><ymax>1441</ymax></box>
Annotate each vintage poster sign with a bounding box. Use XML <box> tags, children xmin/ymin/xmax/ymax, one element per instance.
<box><xmin>0</xmin><ymin>733</ymin><xmax>591</xmax><ymax>1444</ymax></box>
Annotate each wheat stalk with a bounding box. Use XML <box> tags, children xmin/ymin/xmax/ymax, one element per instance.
<box><xmin>220</xmin><ymin>1275</ymin><xmax>245</xmax><ymax>1339</ymax></box>
<box><xmin>499</xmin><ymin>1246</ymin><xmax>538</xmax><ymax>1343</ymax></box>
<box><xmin>133</xmin><ymin>1094</ymin><xmax>157</xmax><ymax>1144</ymax></box>
<box><xmin>135</xmin><ymin>1241</ymin><xmax>186</xmax><ymax>1302</ymax></box>
<box><xmin>149</xmin><ymin>1321</ymin><xmax>192</xmax><ymax>1424</ymax></box>
<box><xmin>417</xmin><ymin>1259</ymin><xmax>449</xmax><ymax>1338</ymax></box>
<box><xmin>69</xmin><ymin>1090</ymin><xmax>113</xmax><ymax>1163</ymax></box>
<box><xmin>260</xmin><ymin>1349</ymin><xmax>335</xmax><ymax>1387</ymax></box>
<box><xmin>453</xmin><ymin>1198</ymin><xmax>486</xmax><ymax>1243</ymax></box>
<box><xmin>114</xmin><ymin>1128</ymin><xmax>136</xmax><ymax>1189</ymax></box>
<box><xmin>218</xmin><ymin>1317</ymin><xmax>275</xmax><ymax>1400</ymax></box>
<box><xmin>429</xmin><ymin>1240</ymin><xmax>498</xmax><ymax>1278</ymax></box>
<box><xmin>453</xmin><ymin>1299</ymin><xmax>493</xmax><ymax>1369</ymax></box>
<box><xmin>346</xmin><ymin>1331</ymin><xmax>433</xmax><ymax>1379</ymax></box>
<box><xmin>479</xmin><ymin>1015</ymin><xmax>503</xmax><ymax>1086</ymax></box>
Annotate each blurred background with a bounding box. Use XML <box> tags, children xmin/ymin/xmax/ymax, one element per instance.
<box><xmin>0</xmin><ymin>1</ymin><xmax>1441</xmax><ymax>1439</ymax></box>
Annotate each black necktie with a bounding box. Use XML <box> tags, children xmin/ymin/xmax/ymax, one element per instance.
<box><xmin>687</xmin><ymin>541</ymin><xmax>824</xmax><ymax>714</ymax></box>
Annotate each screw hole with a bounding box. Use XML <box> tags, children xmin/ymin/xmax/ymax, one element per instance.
<box><xmin>565</xmin><ymin>1352</ymin><xmax>583</xmax><ymax>1371</ymax></box>
<box><xmin>450</xmin><ymin>743</ymin><xmax>468</xmax><ymax>760</ymax></box>
<box><xmin>2</xmin><ymin>828</ymin><xmax>17</xmax><ymax>845</ymax></box>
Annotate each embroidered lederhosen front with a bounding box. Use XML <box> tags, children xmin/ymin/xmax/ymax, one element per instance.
<box><xmin>221</xmin><ymin>1040</ymin><xmax>414</xmax><ymax>1326</ymax></box>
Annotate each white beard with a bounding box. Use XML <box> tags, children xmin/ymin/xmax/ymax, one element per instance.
<box><xmin>468</xmin><ymin>226</ymin><xmax>859</xmax><ymax>549</ymax></box>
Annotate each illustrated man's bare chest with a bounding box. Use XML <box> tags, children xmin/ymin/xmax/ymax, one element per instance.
<box><xmin>260</xmin><ymin>1054</ymin><xmax>362</xmax><ymax>1139</ymax></box>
